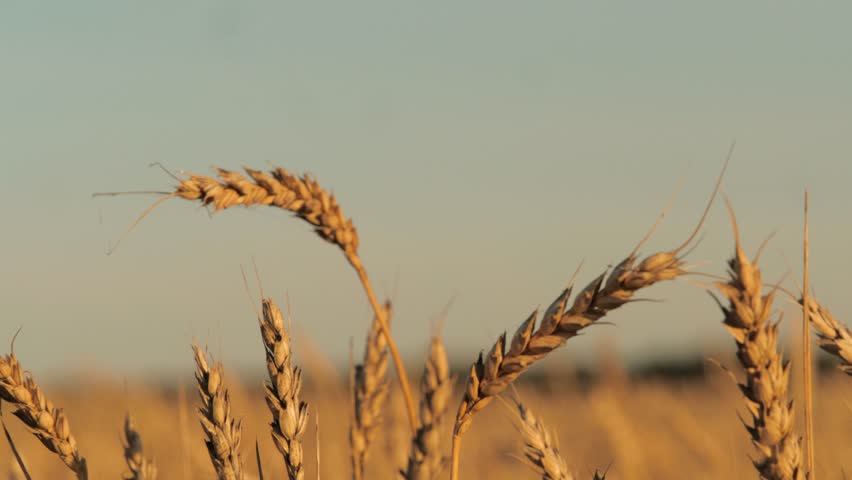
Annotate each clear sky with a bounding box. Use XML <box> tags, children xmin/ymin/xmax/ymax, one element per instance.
<box><xmin>1</xmin><ymin>2</ymin><xmax>851</xmax><ymax>377</ymax></box>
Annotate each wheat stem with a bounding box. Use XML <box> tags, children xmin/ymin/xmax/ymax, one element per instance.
<box><xmin>801</xmin><ymin>191</ymin><xmax>815</xmax><ymax>479</ymax></box>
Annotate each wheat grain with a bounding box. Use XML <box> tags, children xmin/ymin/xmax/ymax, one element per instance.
<box><xmin>0</xmin><ymin>352</ymin><xmax>88</xmax><ymax>479</ymax></box>
<box><xmin>713</xmin><ymin>204</ymin><xmax>805</xmax><ymax>480</ymax></box>
<box><xmin>192</xmin><ymin>344</ymin><xmax>244</xmax><ymax>480</ymax></box>
<box><xmin>350</xmin><ymin>301</ymin><xmax>393</xmax><ymax>480</ymax></box>
<box><xmin>259</xmin><ymin>298</ymin><xmax>308</xmax><ymax>480</ymax></box>
<box><xmin>401</xmin><ymin>336</ymin><xmax>452</xmax><ymax>480</ymax></box>
<box><xmin>122</xmin><ymin>414</ymin><xmax>157</xmax><ymax>480</ymax></box>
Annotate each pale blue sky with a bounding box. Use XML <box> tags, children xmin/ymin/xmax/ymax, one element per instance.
<box><xmin>1</xmin><ymin>2</ymin><xmax>851</xmax><ymax>377</ymax></box>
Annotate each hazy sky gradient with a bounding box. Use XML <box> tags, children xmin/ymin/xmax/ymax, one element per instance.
<box><xmin>2</xmin><ymin>2</ymin><xmax>851</xmax><ymax>377</ymax></box>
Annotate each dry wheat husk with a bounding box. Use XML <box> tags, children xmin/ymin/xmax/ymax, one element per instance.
<box><xmin>713</xmin><ymin>205</ymin><xmax>805</xmax><ymax>480</ymax></box>
<box><xmin>260</xmin><ymin>299</ymin><xmax>308</xmax><ymax>480</ymax></box>
<box><xmin>192</xmin><ymin>344</ymin><xmax>244</xmax><ymax>480</ymax></box>
<box><xmin>122</xmin><ymin>414</ymin><xmax>157</xmax><ymax>480</ymax></box>
<box><xmin>0</xmin><ymin>352</ymin><xmax>88</xmax><ymax>479</ymax></box>
<box><xmin>401</xmin><ymin>336</ymin><xmax>452</xmax><ymax>480</ymax></box>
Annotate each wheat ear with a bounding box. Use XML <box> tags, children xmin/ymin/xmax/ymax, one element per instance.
<box><xmin>448</xmin><ymin>148</ymin><xmax>732</xmax><ymax>480</ymax></box>
<box><xmin>0</xmin><ymin>352</ymin><xmax>88</xmax><ymax>479</ymax></box>
<box><xmin>449</xmin><ymin>244</ymin><xmax>689</xmax><ymax>479</ymax></box>
<box><xmin>713</xmin><ymin>203</ymin><xmax>805</xmax><ymax>480</ymax></box>
<box><xmin>122</xmin><ymin>414</ymin><xmax>157</xmax><ymax>480</ymax></box>
<box><xmin>800</xmin><ymin>299</ymin><xmax>852</xmax><ymax>375</ymax></box>
<box><xmin>141</xmin><ymin>167</ymin><xmax>418</xmax><ymax>432</ymax></box>
<box><xmin>192</xmin><ymin>344</ymin><xmax>244</xmax><ymax>480</ymax></box>
<box><xmin>401</xmin><ymin>335</ymin><xmax>452</xmax><ymax>480</ymax></box>
<box><xmin>511</xmin><ymin>399</ymin><xmax>573</xmax><ymax>480</ymax></box>
<box><xmin>350</xmin><ymin>301</ymin><xmax>393</xmax><ymax>480</ymax></box>
<box><xmin>260</xmin><ymin>298</ymin><xmax>308</xmax><ymax>480</ymax></box>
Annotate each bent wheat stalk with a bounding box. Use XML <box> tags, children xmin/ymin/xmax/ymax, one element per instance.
<box><xmin>260</xmin><ymin>298</ymin><xmax>308</xmax><ymax>480</ymax></box>
<box><xmin>401</xmin><ymin>335</ymin><xmax>452</xmax><ymax>480</ymax></box>
<box><xmin>713</xmin><ymin>203</ymin><xmax>805</xmax><ymax>480</ymax></box>
<box><xmin>103</xmin><ymin>167</ymin><xmax>418</xmax><ymax>432</ymax></box>
<box><xmin>350</xmin><ymin>302</ymin><xmax>393</xmax><ymax>480</ymax></box>
<box><xmin>0</xmin><ymin>352</ymin><xmax>88</xmax><ymax>479</ymax></box>
<box><xmin>122</xmin><ymin>414</ymin><xmax>157</xmax><ymax>480</ymax></box>
<box><xmin>192</xmin><ymin>344</ymin><xmax>244</xmax><ymax>480</ymax></box>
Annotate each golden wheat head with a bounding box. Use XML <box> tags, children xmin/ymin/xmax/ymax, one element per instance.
<box><xmin>0</xmin><ymin>352</ymin><xmax>88</xmax><ymax>480</ymax></box>
<box><xmin>713</xmin><ymin>205</ymin><xmax>805</xmax><ymax>480</ymax></box>
<box><xmin>192</xmin><ymin>344</ymin><xmax>244</xmax><ymax>480</ymax></box>
<box><xmin>260</xmin><ymin>298</ymin><xmax>308</xmax><ymax>480</ymax></box>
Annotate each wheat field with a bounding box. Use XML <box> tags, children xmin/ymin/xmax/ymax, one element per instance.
<box><xmin>2</xmin><ymin>165</ymin><xmax>852</xmax><ymax>480</ymax></box>
<box><xmin>2</xmin><ymin>366</ymin><xmax>851</xmax><ymax>479</ymax></box>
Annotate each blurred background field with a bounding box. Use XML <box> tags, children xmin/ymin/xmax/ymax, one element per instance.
<box><xmin>4</xmin><ymin>354</ymin><xmax>851</xmax><ymax>479</ymax></box>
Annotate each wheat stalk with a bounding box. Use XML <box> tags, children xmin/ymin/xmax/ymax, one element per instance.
<box><xmin>0</xmin><ymin>352</ymin><xmax>88</xmax><ymax>479</ymax></box>
<box><xmin>114</xmin><ymin>166</ymin><xmax>419</xmax><ymax>432</ymax></box>
<box><xmin>511</xmin><ymin>399</ymin><xmax>573</xmax><ymax>480</ymax></box>
<box><xmin>713</xmin><ymin>203</ymin><xmax>805</xmax><ymax>480</ymax></box>
<box><xmin>401</xmin><ymin>335</ymin><xmax>452</xmax><ymax>480</ymax></box>
<box><xmin>448</xmin><ymin>152</ymin><xmax>731</xmax><ymax>480</ymax></box>
<box><xmin>260</xmin><ymin>298</ymin><xmax>308</xmax><ymax>480</ymax></box>
<box><xmin>449</xmin><ymin>244</ymin><xmax>689</xmax><ymax>479</ymax></box>
<box><xmin>800</xmin><ymin>191</ymin><xmax>815</xmax><ymax>478</ymax></box>
<box><xmin>192</xmin><ymin>344</ymin><xmax>244</xmax><ymax>480</ymax></box>
<box><xmin>122</xmin><ymin>414</ymin><xmax>157</xmax><ymax>480</ymax></box>
<box><xmin>350</xmin><ymin>301</ymin><xmax>393</xmax><ymax>480</ymax></box>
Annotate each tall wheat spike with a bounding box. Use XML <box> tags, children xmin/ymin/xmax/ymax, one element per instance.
<box><xmin>0</xmin><ymin>352</ymin><xmax>88</xmax><ymax>479</ymax></box>
<box><xmin>259</xmin><ymin>298</ymin><xmax>308</xmax><ymax>480</ymax></box>
<box><xmin>108</xmin><ymin>166</ymin><xmax>418</xmax><ymax>432</ymax></box>
<box><xmin>122</xmin><ymin>414</ymin><xmax>158</xmax><ymax>480</ymax></box>
<box><xmin>448</xmin><ymin>152</ymin><xmax>730</xmax><ymax>480</ymax></box>
<box><xmin>192</xmin><ymin>344</ymin><xmax>244</xmax><ymax>480</ymax></box>
<box><xmin>350</xmin><ymin>301</ymin><xmax>393</xmax><ymax>480</ymax></box>
<box><xmin>713</xmin><ymin>203</ymin><xmax>805</xmax><ymax>480</ymax></box>
<box><xmin>401</xmin><ymin>335</ymin><xmax>452</xmax><ymax>480</ymax></box>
